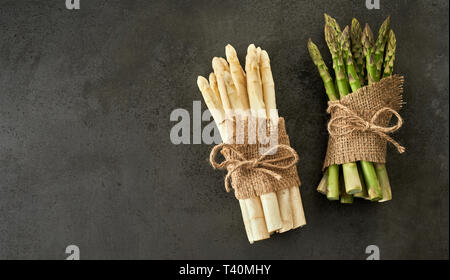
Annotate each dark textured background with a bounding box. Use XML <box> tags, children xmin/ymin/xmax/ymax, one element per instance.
<box><xmin>0</xmin><ymin>0</ymin><xmax>448</xmax><ymax>259</ymax></box>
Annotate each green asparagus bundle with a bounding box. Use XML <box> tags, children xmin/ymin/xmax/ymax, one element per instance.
<box><xmin>308</xmin><ymin>14</ymin><xmax>398</xmax><ymax>203</ymax></box>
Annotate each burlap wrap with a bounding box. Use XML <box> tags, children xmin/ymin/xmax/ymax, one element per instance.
<box><xmin>210</xmin><ymin>117</ymin><xmax>301</xmax><ymax>200</ymax></box>
<box><xmin>323</xmin><ymin>75</ymin><xmax>405</xmax><ymax>170</ymax></box>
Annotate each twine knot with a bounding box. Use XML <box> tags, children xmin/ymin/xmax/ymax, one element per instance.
<box><xmin>327</xmin><ymin>103</ymin><xmax>405</xmax><ymax>153</ymax></box>
<box><xmin>250</xmin><ymin>160</ymin><xmax>259</xmax><ymax>168</ymax></box>
<box><xmin>209</xmin><ymin>143</ymin><xmax>299</xmax><ymax>192</ymax></box>
<box><xmin>362</xmin><ymin>122</ymin><xmax>371</xmax><ymax>131</ymax></box>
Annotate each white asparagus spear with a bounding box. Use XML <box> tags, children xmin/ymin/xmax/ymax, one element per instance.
<box><xmin>245</xmin><ymin>44</ymin><xmax>282</xmax><ymax>233</ymax></box>
<box><xmin>212</xmin><ymin>57</ymin><xmax>232</xmax><ymax>113</ymax></box>
<box><xmin>216</xmin><ymin>60</ymin><xmax>270</xmax><ymax>241</ymax></box>
<box><xmin>245</xmin><ymin>44</ymin><xmax>266</xmax><ymax>118</ymax></box>
<box><xmin>260</xmin><ymin>49</ymin><xmax>306</xmax><ymax>230</ymax></box>
<box><xmin>218</xmin><ymin>57</ymin><xmax>230</xmax><ymax>71</ymax></box>
<box><xmin>259</xmin><ymin>49</ymin><xmax>293</xmax><ymax>233</ymax></box>
<box><xmin>223</xmin><ymin>71</ymin><xmax>242</xmax><ymax>110</ymax></box>
<box><xmin>197</xmin><ymin>76</ymin><xmax>225</xmax><ymax>128</ymax></box>
<box><xmin>238</xmin><ymin>200</ymin><xmax>254</xmax><ymax>244</ymax></box>
<box><xmin>225</xmin><ymin>44</ymin><xmax>250</xmax><ymax>112</ymax></box>
<box><xmin>260</xmin><ymin>50</ymin><xmax>278</xmax><ymax>119</ymax></box>
<box><xmin>223</xmin><ymin>46</ymin><xmax>270</xmax><ymax>241</ymax></box>
<box><xmin>290</xmin><ymin>186</ymin><xmax>306</xmax><ymax>228</ymax></box>
<box><xmin>256</xmin><ymin>47</ymin><xmax>262</xmax><ymax>64</ymax></box>
<box><xmin>197</xmin><ymin>76</ymin><xmax>255</xmax><ymax>243</ymax></box>
<box><xmin>209</xmin><ymin>73</ymin><xmax>221</xmax><ymax>104</ymax></box>
<box><xmin>217</xmin><ymin>56</ymin><xmax>272</xmax><ymax>241</ymax></box>
<box><xmin>244</xmin><ymin>197</ymin><xmax>269</xmax><ymax>241</ymax></box>
<box><xmin>258</xmin><ymin>192</ymin><xmax>282</xmax><ymax>233</ymax></box>
<box><xmin>275</xmin><ymin>188</ymin><xmax>293</xmax><ymax>232</ymax></box>
<box><xmin>212</xmin><ymin>57</ymin><xmax>235</xmax><ymax>140</ymax></box>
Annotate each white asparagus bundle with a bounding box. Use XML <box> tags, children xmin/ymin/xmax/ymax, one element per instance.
<box><xmin>197</xmin><ymin>44</ymin><xmax>306</xmax><ymax>243</ymax></box>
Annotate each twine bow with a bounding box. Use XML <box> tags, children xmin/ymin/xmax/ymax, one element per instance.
<box><xmin>209</xmin><ymin>143</ymin><xmax>299</xmax><ymax>192</ymax></box>
<box><xmin>327</xmin><ymin>103</ymin><xmax>405</xmax><ymax>153</ymax></box>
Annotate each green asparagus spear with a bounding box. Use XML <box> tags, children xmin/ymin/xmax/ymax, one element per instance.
<box><xmin>339</xmin><ymin>25</ymin><xmax>378</xmax><ymax>196</ymax></box>
<box><xmin>360</xmin><ymin>23</ymin><xmax>383</xmax><ymax>201</ymax></box>
<box><xmin>340</xmin><ymin>168</ymin><xmax>354</xmax><ymax>204</ymax></box>
<box><xmin>325</xmin><ymin>24</ymin><xmax>349</xmax><ymax>98</ymax></box>
<box><xmin>362</xmin><ymin>23</ymin><xmax>378</xmax><ymax>85</ymax></box>
<box><xmin>307</xmin><ymin>39</ymin><xmax>340</xmax><ymax>200</ymax></box>
<box><xmin>324</xmin><ymin>23</ymin><xmax>363</xmax><ymax>195</ymax></box>
<box><xmin>376</xmin><ymin>29</ymin><xmax>397</xmax><ymax>202</ymax></box>
<box><xmin>374</xmin><ymin>16</ymin><xmax>391</xmax><ymax>79</ymax></box>
<box><xmin>351</xmin><ymin>18</ymin><xmax>366</xmax><ymax>85</ymax></box>
<box><xmin>340</xmin><ymin>26</ymin><xmax>362</xmax><ymax>92</ymax></box>
<box><xmin>324</xmin><ymin>13</ymin><xmax>342</xmax><ymax>35</ymax></box>
<box><xmin>360</xmin><ymin>161</ymin><xmax>382</xmax><ymax>201</ymax></box>
<box><xmin>308</xmin><ymin>39</ymin><xmax>339</xmax><ymax>101</ymax></box>
<box><xmin>354</xmin><ymin>162</ymin><xmax>369</xmax><ymax>199</ymax></box>
<box><xmin>382</xmin><ymin>30</ymin><xmax>396</xmax><ymax>78</ymax></box>
<box><xmin>375</xmin><ymin>163</ymin><xmax>392</xmax><ymax>202</ymax></box>
<box><xmin>327</xmin><ymin>164</ymin><xmax>340</xmax><ymax>200</ymax></box>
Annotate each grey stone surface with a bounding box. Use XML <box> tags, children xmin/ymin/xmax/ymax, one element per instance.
<box><xmin>0</xmin><ymin>0</ymin><xmax>448</xmax><ymax>259</ymax></box>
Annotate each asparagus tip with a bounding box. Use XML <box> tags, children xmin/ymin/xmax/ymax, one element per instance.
<box><xmin>197</xmin><ymin>75</ymin><xmax>208</xmax><ymax>88</ymax></box>
<box><xmin>324</xmin><ymin>23</ymin><xmax>338</xmax><ymax>51</ymax></box>
<box><xmin>342</xmin><ymin>25</ymin><xmax>350</xmax><ymax>35</ymax></box>
<box><xmin>247</xmin><ymin>44</ymin><xmax>257</xmax><ymax>54</ymax></box>
<box><xmin>362</xmin><ymin>23</ymin><xmax>375</xmax><ymax>53</ymax></box>
<box><xmin>212</xmin><ymin>57</ymin><xmax>225</xmax><ymax>72</ymax></box>
<box><xmin>340</xmin><ymin>26</ymin><xmax>350</xmax><ymax>50</ymax></box>
<box><xmin>225</xmin><ymin>44</ymin><xmax>237</xmax><ymax>61</ymax></box>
